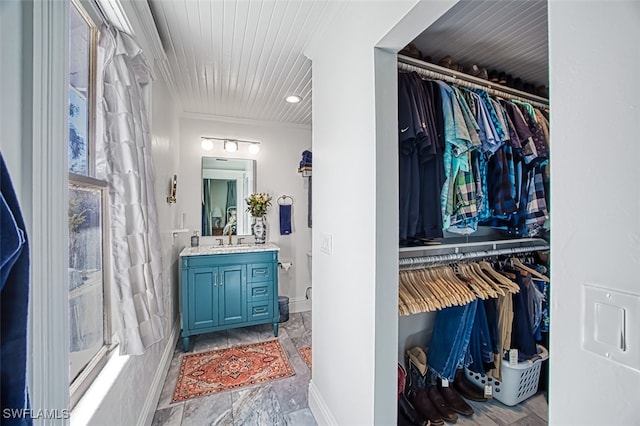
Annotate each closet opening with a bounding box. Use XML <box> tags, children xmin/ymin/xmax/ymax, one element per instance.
<box><xmin>394</xmin><ymin>1</ymin><xmax>550</xmax><ymax>424</ymax></box>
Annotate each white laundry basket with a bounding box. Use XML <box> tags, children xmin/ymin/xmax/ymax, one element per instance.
<box><xmin>465</xmin><ymin>345</ymin><xmax>549</xmax><ymax>406</ymax></box>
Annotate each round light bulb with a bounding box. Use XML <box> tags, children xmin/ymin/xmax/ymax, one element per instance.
<box><xmin>248</xmin><ymin>143</ymin><xmax>260</xmax><ymax>154</ymax></box>
<box><xmin>285</xmin><ymin>95</ymin><xmax>302</xmax><ymax>104</ymax></box>
<box><xmin>201</xmin><ymin>139</ymin><xmax>214</xmax><ymax>151</ymax></box>
<box><xmin>225</xmin><ymin>140</ymin><xmax>238</xmax><ymax>153</ymax></box>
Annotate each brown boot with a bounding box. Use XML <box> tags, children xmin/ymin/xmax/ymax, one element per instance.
<box><xmin>437</xmin><ymin>380</ymin><xmax>474</xmax><ymax>416</ymax></box>
<box><xmin>407</xmin><ymin>389</ymin><xmax>444</xmax><ymax>426</ymax></box>
<box><xmin>426</xmin><ymin>386</ymin><xmax>458</xmax><ymax>423</ymax></box>
<box><xmin>453</xmin><ymin>369</ymin><xmax>487</xmax><ymax>402</ymax></box>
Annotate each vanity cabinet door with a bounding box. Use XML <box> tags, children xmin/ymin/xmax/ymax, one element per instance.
<box><xmin>188</xmin><ymin>266</ymin><xmax>218</xmax><ymax>330</ymax></box>
<box><xmin>218</xmin><ymin>264</ymin><xmax>247</xmax><ymax>325</ymax></box>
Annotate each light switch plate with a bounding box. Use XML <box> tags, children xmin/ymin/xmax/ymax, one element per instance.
<box><xmin>583</xmin><ymin>284</ymin><xmax>640</xmax><ymax>371</ymax></box>
<box><xmin>320</xmin><ymin>232</ymin><xmax>332</xmax><ymax>255</ymax></box>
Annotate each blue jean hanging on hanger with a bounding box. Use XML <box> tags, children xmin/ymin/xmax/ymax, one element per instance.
<box><xmin>279</xmin><ymin>204</ymin><xmax>292</xmax><ymax>235</ymax></box>
<box><xmin>0</xmin><ymin>152</ymin><xmax>32</xmax><ymax>425</ymax></box>
<box><xmin>426</xmin><ymin>299</ymin><xmax>478</xmax><ymax>381</ymax></box>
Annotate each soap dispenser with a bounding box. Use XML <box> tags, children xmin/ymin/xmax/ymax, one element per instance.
<box><xmin>191</xmin><ymin>231</ymin><xmax>200</xmax><ymax>247</ymax></box>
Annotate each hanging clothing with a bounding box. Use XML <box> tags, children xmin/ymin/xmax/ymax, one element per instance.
<box><xmin>397</xmin><ymin>71</ymin><xmax>550</xmax><ymax>242</ymax></box>
<box><xmin>0</xmin><ymin>152</ymin><xmax>32</xmax><ymax>426</ymax></box>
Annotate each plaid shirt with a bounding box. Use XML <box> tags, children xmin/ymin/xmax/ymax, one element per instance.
<box><xmin>487</xmin><ymin>146</ymin><xmax>518</xmax><ymax>216</ymax></box>
<box><xmin>525</xmin><ymin>167</ymin><xmax>549</xmax><ymax>227</ymax></box>
<box><xmin>449</xmin><ymin>166</ymin><xmax>479</xmax><ymax>234</ymax></box>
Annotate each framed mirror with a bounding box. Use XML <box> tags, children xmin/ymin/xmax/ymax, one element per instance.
<box><xmin>202</xmin><ymin>157</ymin><xmax>256</xmax><ymax>236</ymax></box>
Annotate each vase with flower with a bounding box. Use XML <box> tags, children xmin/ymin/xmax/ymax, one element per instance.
<box><xmin>246</xmin><ymin>193</ymin><xmax>272</xmax><ymax>244</ymax></box>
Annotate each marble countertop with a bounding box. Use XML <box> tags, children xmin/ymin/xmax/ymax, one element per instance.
<box><xmin>180</xmin><ymin>242</ymin><xmax>280</xmax><ymax>257</ymax></box>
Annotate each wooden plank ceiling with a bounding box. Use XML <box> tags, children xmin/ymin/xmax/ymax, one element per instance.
<box><xmin>410</xmin><ymin>0</ymin><xmax>549</xmax><ymax>88</ymax></box>
<box><xmin>147</xmin><ymin>0</ymin><xmax>549</xmax><ymax>126</ymax></box>
<box><xmin>148</xmin><ymin>0</ymin><xmax>342</xmax><ymax>126</ymax></box>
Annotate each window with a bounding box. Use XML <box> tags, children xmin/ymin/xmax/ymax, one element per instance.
<box><xmin>68</xmin><ymin>0</ymin><xmax>111</xmax><ymax>407</ymax></box>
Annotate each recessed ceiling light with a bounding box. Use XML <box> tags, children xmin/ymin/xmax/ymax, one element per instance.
<box><xmin>201</xmin><ymin>138</ymin><xmax>214</xmax><ymax>151</ymax></box>
<box><xmin>285</xmin><ymin>95</ymin><xmax>302</xmax><ymax>104</ymax></box>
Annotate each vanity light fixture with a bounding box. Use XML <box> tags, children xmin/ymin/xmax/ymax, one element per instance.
<box><xmin>201</xmin><ymin>138</ymin><xmax>214</xmax><ymax>151</ymax></box>
<box><xmin>201</xmin><ymin>136</ymin><xmax>261</xmax><ymax>154</ymax></box>
<box><xmin>285</xmin><ymin>95</ymin><xmax>302</xmax><ymax>104</ymax></box>
<box><xmin>224</xmin><ymin>140</ymin><xmax>238</xmax><ymax>153</ymax></box>
<box><xmin>248</xmin><ymin>143</ymin><xmax>260</xmax><ymax>154</ymax></box>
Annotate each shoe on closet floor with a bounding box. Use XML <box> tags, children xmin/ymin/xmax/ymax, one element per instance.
<box><xmin>453</xmin><ymin>369</ymin><xmax>487</xmax><ymax>402</ymax></box>
<box><xmin>407</xmin><ymin>389</ymin><xmax>444</xmax><ymax>426</ymax></box>
<box><xmin>426</xmin><ymin>386</ymin><xmax>458</xmax><ymax>423</ymax></box>
<box><xmin>406</xmin><ymin>346</ymin><xmax>428</xmax><ymax>391</ymax></box>
<box><xmin>398</xmin><ymin>364</ymin><xmax>429</xmax><ymax>426</ymax></box>
<box><xmin>406</xmin><ymin>347</ymin><xmax>428</xmax><ymax>375</ymax></box>
<box><xmin>437</xmin><ymin>380</ymin><xmax>474</xmax><ymax>416</ymax></box>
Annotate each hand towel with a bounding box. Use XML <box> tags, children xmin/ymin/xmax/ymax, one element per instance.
<box><xmin>279</xmin><ymin>204</ymin><xmax>292</xmax><ymax>235</ymax></box>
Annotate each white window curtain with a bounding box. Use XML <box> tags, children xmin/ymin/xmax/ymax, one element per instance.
<box><xmin>96</xmin><ymin>25</ymin><xmax>164</xmax><ymax>355</ymax></box>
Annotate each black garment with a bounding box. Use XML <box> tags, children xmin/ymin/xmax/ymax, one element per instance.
<box><xmin>510</xmin><ymin>270</ymin><xmax>538</xmax><ymax>360</ymax></box>
<box><xmin>418</xmin><ymin>80</ymin><xmax>445</xmax><ymax>239</ymax></box>
<box><xmin>398</xmin><ymin>73</ymin><xmax>444</xmax><ymax>243</ymax></box>
<box><xmin>398</xmin><ymin>73</ymin><xmax>421</xmax><ymax>241</ymax></box>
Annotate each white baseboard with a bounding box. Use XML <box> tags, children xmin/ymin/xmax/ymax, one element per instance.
<box><xmin>289</xmin><ymin>296</ymin><xmax>311</xmax><ymax>313</ymax></box>
<box><xmin>308</xmin><ymin>380</ymin><xmax>338</xmax><ymax>426</ymax></box>
<box><xmin>137</xmin><ymin>319</ymin><xmax>180</xmax><ymax>426</ymax></box>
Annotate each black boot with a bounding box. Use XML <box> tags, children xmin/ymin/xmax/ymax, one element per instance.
<box><xmin>398</xmin><ymin>363</ymin><xmax>429</xmax><ymax>426</ymax></box>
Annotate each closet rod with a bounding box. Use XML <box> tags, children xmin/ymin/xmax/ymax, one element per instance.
<box><xmin>398</xmin><ymin>54</ymin><xmax>549</xmax><ymax>109</ymax></box>
<box><xmin>399</xmin><ymin>237</ymin><xmax>547</xmax><ymax>255</ymax></box>
<box><xmin>399</xmin><ymin>244</ymin><xmax>550</xmax><ymax>271</ymax></box>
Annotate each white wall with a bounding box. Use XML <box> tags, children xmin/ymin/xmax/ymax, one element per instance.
<box><xmin>0</xmin><ymin>0</ymin><xmax>26</xmax><ymax>195</ymax></box>
<box><xmin>549</xmin><ymin>2</ymin><xmax>640</xmax><ymax>424</ymax></box>
<box><xmin>72</xmin><ymin>64</ymin><xmax>183</xmax><ymax>426</ymax></box>
<box><xmin>178</xmin><ymin>115</ymin><xmax>312</xmax><ymax>310</ymax></box>
<box><xmin>304</xmin><ymin>1</ymin><xmax>456</xmax><ymax>424</ymax></box>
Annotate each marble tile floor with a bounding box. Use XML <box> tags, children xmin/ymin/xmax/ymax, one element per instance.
<box><xmin>152</xmin><ymin>311</ymin><xmax>315</xmax><ymax>426</ymax></box>
<box><xmin>152</xmin><ymin>310</ymin><xmax>548</xmax><ymax>425</ymax></box>
<box><xmin>453</xmin><ymin>392</ymin><xmax>548</xmax><ymax>425</ymax></box>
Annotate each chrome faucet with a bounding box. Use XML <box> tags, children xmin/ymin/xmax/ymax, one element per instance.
<box><xmin>237</xmin><ymin>237</ymin><xmax>245</xmax><ymax>245</ymax></box>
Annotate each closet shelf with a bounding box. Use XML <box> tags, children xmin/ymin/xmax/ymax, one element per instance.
<box><xmin>398</xmin><ymin>54</ymin><xmax>549</xmax><ymax>109</ymax></box>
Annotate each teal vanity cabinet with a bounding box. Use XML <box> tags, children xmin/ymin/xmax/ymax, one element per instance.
<box><xmin>179</xmin><ymin>244</ymin><xmax>279</xmax><ymax>351</ymax></box>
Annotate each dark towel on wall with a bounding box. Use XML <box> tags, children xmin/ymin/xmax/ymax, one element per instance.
<box><xmin>279</xmin><ymin>204</ymin><xmax>292</xmax><ymax>235</ymax></box>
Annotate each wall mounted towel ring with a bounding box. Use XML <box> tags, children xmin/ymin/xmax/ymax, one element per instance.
<box><xmin>277</xmin><ymin>195</ymin><xmax>294</xmax><ymax>205</ymax></box>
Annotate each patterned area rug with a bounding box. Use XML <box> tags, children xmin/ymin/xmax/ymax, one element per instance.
<box><xmin>172</xmin><ymin>339</ymin><xmax>295</xmax><ymax>402</ymax></box>
<box><xmin>298</xmin><ymin>346</ymin><xmax>312</xmax><ymax>371</ymax></box>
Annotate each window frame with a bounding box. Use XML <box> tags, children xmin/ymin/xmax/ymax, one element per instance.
<box><xmin>68</xmin><ymin>0</ymin><xmax>115</xmax><ymax>409</ymax></box>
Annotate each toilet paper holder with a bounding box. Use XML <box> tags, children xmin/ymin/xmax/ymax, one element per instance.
<box><xmin>278</xmin><ymin>261</ymin><xmax>293</xmax><ymax>272</ymax></box>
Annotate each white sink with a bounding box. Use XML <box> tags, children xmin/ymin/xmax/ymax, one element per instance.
<box><xmin>180</xmin><ymin>242</ymin><xmax>280</xmax><ymax>257</ymax></box>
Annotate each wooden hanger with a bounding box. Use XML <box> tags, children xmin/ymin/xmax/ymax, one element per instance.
<box><xmin>470</xmin><ymin>262</ymin><xmax>506</xmax><ymax>297</ymax></box>
<box><xmin>400</xmin><ymin>271</ymin><xmax>430</xmax><ymax>313</ymax></box>
<box><xmin>510</xmin><ymin>257</ymin><xmax>550</xmax><ymax>282</ymax></box>
<box><xmin>478</xmin><ymin>261</ymin><xmax>520</xmax><ymax>293</ymax></box>
<box><xmin>430</xmin><ymin>267</ymin><xmax>465</xmax><ymax>306</ymax></box>
<box><xmin>424</xmin><ymin>268</ymin><xmax>456</xmax><ymax>309</ymax></box>
<box><xmin>440</xmin><ymin>266</ymin><xmax>476</xmax><ymax>304</ymax></box>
